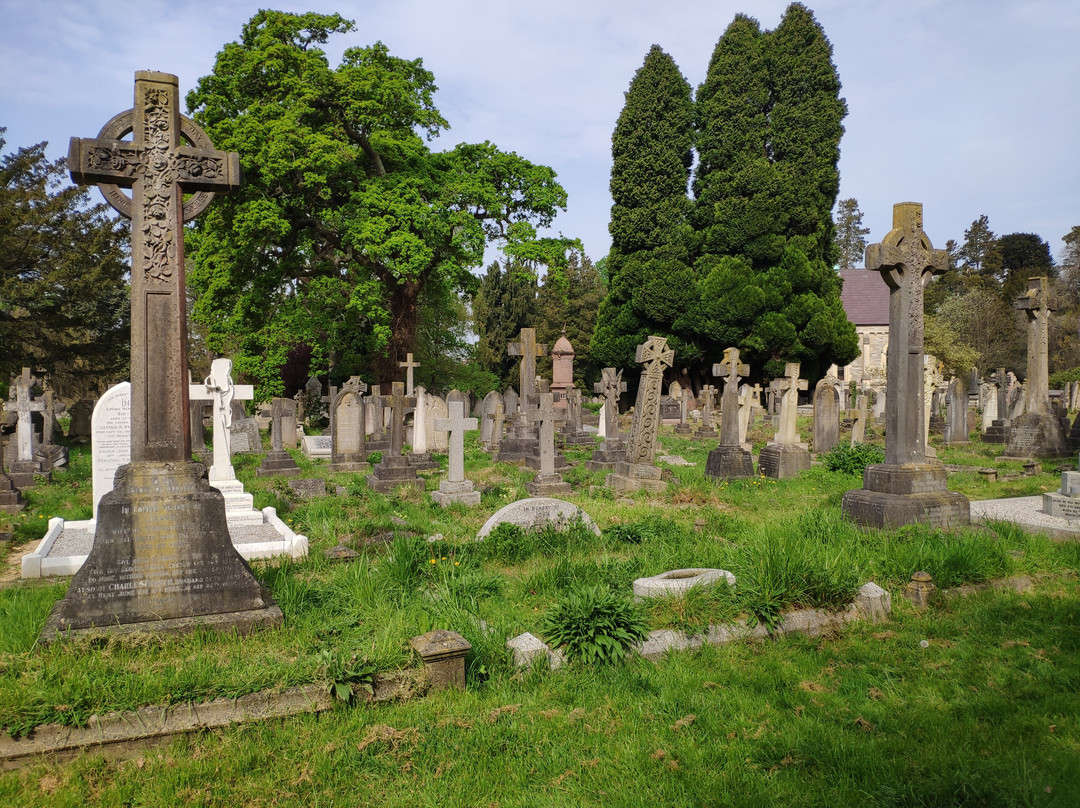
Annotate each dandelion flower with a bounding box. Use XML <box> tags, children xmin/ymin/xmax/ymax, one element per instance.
<box><xmin>430</xmin><ymin>558</ymin><xmax>437</xmax><ymax>565</ymax></box>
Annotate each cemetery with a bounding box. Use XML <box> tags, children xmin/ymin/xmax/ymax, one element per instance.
<box><xmin>0</xmin><ymin>5</ymin><xmax>1078</xmax><ymax>806</ymax></box>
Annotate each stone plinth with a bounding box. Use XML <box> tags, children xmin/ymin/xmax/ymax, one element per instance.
<box><xmin>704</xmin><ymin>445</ymin><xmax>754</xmax><ymax>480</ymax></box>
<box><xmin>408</xmin><ymin>452</ymin><xmax>440</xmax><ymax>471</ymax></box>
<box><xmin>1042</xmin><ymin>470</ymin><xmax>1080</xmax><ymax>519</ymax></box>
<box><xmin>757</xmin><ymin>443</ymin><xmax>810</xmax><ymax>480</ymax></box>
<box><xmin>495</xmin><ymin>422</ymin><xmax>538</xmax><ymax>464</ymax></box>
<box><xmin>366</xmin><ymin>456</ymin><xmax>423</xmax><ymax>494</ymax></box>
<box><xmin>409</xmin><ymin>629</ymin><xmax>470</xmax><ymax>692</ymax></box>
<box><xmin>431</xmin><ymin>479</ymin><xmax>481</xmax><ymax>507</ymax></box>
<box><xmin>525</xmin><ymin>473</ymin><xmax>572</xmax><ymax>497</ymax></box>
<box><xmin>841</xmin><ymin>464</ymin><xmax>970</xmax><ymax>529</ymax></box>
<box><xmin>984</xmin><ymin>420</ymin><xmax>1010</xmax><ymax>444</ymax></box>
<box><xmin>605</xmin><ymin>461</ymin><xmax>667</xmax><ymax>493</ymax></box>
<box><xmin>257</xmin><ymin>449</ymin><xmax>302</xmax><ymax>477</ymax></box>
<box><xmin>1003</xmin><ymin>412</ymin><xmax>1068</xmax><ymax>459</ymax></box>
<box><xmin>42</xmin><ymin>462</ymin><xmax>281</xmax><ymax>642</ymax></box>
<box><xmin>903</xmin><ymin>571</ymin><xmax>936</xmax><ymax>608</ymax></box>
<box><xmin>9</xmin><ymin>461</ymin><xmax>49</xmax><ymax>490</ymax></box>
<box><xmin>525</xmin><ymin>445</ymin><xmax>569</xmax><ymax>471</ymax></box>
<box><xmin>0</xmin><ymin>474</ymin><xmax>25</xmax><ymax>514</ymax></box>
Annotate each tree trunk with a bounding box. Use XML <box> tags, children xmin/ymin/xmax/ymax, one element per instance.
<box><xmin>374</xmin><ymin>278</ymin><xmax>422</xmax><ymax>385</ymax></box>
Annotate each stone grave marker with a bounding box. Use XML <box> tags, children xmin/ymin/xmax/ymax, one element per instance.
<box><xmin>759</xmin><ymin>362</ymin><xmax>810</xmax><ymax>479</ymax></box>
<box><xmin>587</xmin><ymin>367</ymin><xmax>628</xmax><ymax>471</ymax></box>
<box><xmin>365</xmin><ymin>384</ymin><xmax>390</xmax><ymax>451</ymax></box>
<box><xmin>695</xmin><ymin>385</ymin><xmax>719</xmax><ymax>439</ymax></box>
<box><xmin>398</xmin><ymin>352</ymin><xmax>420</xmax><ymax>396</ymax></box>
<box><xmin>2</xmin><ymin>368</ymin><xmax>50</xmax><ymax>488</ymax></box>
<box><xmin>551</xmin><ymin>328</ymin><xmax>574</xmax><ymax>406</ymax></box>
<box><xmin>674</xmin><ymin>388</ymin><xmax>694</xmax><ymax>435</ymax></box>
<box><xmin>257</xmin><ymin>397</ymin><xmax>302</xmax><ymax>477</ymax></box>
<box><xmin>850</xmin><ymin>394</ymin><xmax>869</xmax><ymax>446</ymax></box>
<box><xmin>477</xmin><ymin>498</ymin><xmax>600</xmax><ymax>539</ymax></box>
<box><xmin>525</xmin><ymin>392</ymin><xmax>571</xmax><ymax>496</ymax></box>
<box><xmin>508</xmin><ymin>328</ymin><xmax>547</xmax><ymax>411</ymax></box>
<box><xmin>408</xmin><ymin>386</ymin><xmax>439</xmax><ymax>470</ymax></box>
<box><xmin>330</xmin><ymin>376</ymin><xmax>368</xmax><ymax>472</ymax></box>
<box><xmin>503</xmin><ymin>388</ymin><xmax>519</xmax><ymax>421</ymax></box>
<box><xmin>813</xmin><ymin>375</ymin><xmax>840</xmax><ymax>454</ymax></box>
<box><xmin>943</xmin><ymin>378</ymin><xmax>969</xmax><ymax>445</ymax></box>
<box><xmin>607</xmin><ymin>336</ymin><xmax>673</xmax><ymax>493</ymax></box>
<box><xmin>91</xmin><ymin>382</ymin><xmax>131</xmax><ymax>518</ymax></box>
<box><xmin>367</xmin><ymin>382</ymin><xmax>423</xmax><ymax>494</ymax></box>
<box><xmin>841</xmin><ymin>202</ymin><xmax>968</xmax><ymax>529</ymax></box>
<box><xmin>67</xmin><ymin>399</ymin><xmax>94</xmax><ymax>445</ymax></box>
<box><xmin>480</xmin><ymin>390</ymin><xmax>502</xmax><ymax>446</ymax></box>
<box><xmin>705</xmin><ymin>348</ymin><xmax>754</xmax><ymax>480</ymax></box>
<box><xmin>47</xmin><ymin>70</ymin><xmax>279</xmax><ymax>640</ymax></box>
<box><xmin>984</xmin><ymin>367</ymin><xmax>1010</xmax><ymax>443</ymax></box>
<box><xmin>431</xmin><ymin>398</ymin><xmax>481</xmax><ymax>506</ymax></box>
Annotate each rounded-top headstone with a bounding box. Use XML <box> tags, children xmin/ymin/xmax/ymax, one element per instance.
<box><xmin>477</xmin><ymin>498</ymin><xmax>600</xmax><ymax>539</ymax></box>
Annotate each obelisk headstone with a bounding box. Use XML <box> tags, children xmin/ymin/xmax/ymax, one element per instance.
<box><xmin>606</xmin><ymin>336</ymin><xmax>673</xmax><ymax>493</ymax></box>
<box><xmin>46</xmin><ymin>71</ymin><xmax>280</xmax><ymax>640</ymax></box>
<box><xmin>841</xmin><ymin>202</ymin><xmax>968</xmax><ymax>528</ymax></box>
<box><xmin>759</xmin><ymin>362</ymin><xmax>810</xmax><ymax>479</ymax></box>
<box><xmin>705</xmin><ymin>348</ymin><xmax>754</xmax><ymax>480</ymax></box>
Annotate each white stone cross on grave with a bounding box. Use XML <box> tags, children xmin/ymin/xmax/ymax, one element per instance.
<box><xmin>398</xmin><ymin>353</ymin><xmax>420</xmax><ymax>396</ymax></box>
<box><xmin>3</xmin><ymin>368</ymin><xmax>45</xmax><ymax>463</ymax></box>
<box><xmin>526</xmin><ymin>392</ymin><xmax>565</xmax><ymax>477</ymax></box>
<box><xmin>434</xmin><ymin>399</ymin><xmax>478</xmax><ymax>483</ymax></box>
<box><xmin>770</xmin><ymin>362</ymin><xmax>808</xmax><ymax>446</ymax></box>
<box><xmin>189</xmin><ymin>358</ymin><xmax>253</xmax><ymax>483</ymax></box>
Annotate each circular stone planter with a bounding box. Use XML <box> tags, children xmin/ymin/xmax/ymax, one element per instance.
<box><xmin>632</xmin><ymin>568</ymin><xmax>736</xmax><ymax>599</ymax></box>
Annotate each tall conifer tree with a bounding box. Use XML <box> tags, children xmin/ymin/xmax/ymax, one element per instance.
<box><xmin>591</xmin><ymin>45</ymin><xmax>695</xmax><ymax>370</ymax></box>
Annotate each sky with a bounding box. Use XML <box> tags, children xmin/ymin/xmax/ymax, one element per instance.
<box><xmin>2</xmin><ymin>0</ymin><xmax>1078</xmax><ymax>267</ymax></box>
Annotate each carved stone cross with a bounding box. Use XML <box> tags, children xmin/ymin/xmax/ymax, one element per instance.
<box><xmin>69</xmin><ymin>71</ymin><xmax>240</xmax><ymax>463</ymax></box>
<box><xmin>992</xmin><ymin>367</ymin><xmax>1009</xmax><ymax>422</ymax></box>
<box><xmin>434</xmin><ymin>399</ymin><xmax>478</xmax><ymax>483</ymax></box>
<box><xmin>526</xmin><ymin>392</ymin><xmax>565</xmax><ymax>477</ymax></box>
<box><xmin>625</xmin><ymin>336</ymin><xmax>674</xmax><ymax>466</ymax></box>
<box><xmin>188</xmin><ymin>358</ymin><xmax>253</xmax><ymax>483</ymax></box>
<box><xmin>3</xmin><ymin>368</ymin><xmax>45</xmax><ymax>463</ymax></box>
<box><xmin>1014</xmin><ymin>276</ymin><xmax>1052</xmax><ymax>415</ymax></box>
<box><xmin>594</xmin><ymin>367</ymin><xmax>627</xmax><ymax>440</ymax></box>
<box><xmin>770</xmin><ymin>362</ymin><xmax>808</xmax><ymax>445</ymax></box>
<box><xmin>700</xmin><ymin>385</ymin><xmax>716</xmax><ymax>430</ymax></box>
<box><xmin>865</xmin><ymin>202</ymin><xmax>947</xmax><ymax>465</ymax></box>
<box><xmin>380</xmin><ymin>382</ymin><xmax>417</xmax><ymax>457</ymax></box>
<box><xmin>397</xmin><ymin>353</ymin><xmax>420</xmax><ymax>396</ymax></box>
<box><xmin>713</xmin><ymin>347</ymin><xmax>749</xmax><ymax>447</ymax></box>
<box><xmin>507</xmin><ymin>328</ymin><xmax>547</xmax><ymax>409</ymax></box>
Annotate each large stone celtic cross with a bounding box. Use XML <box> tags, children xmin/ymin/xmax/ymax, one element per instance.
<box><xmin>68</xmin><ymin>71</ymin><xmax>240</xmax><ymax>463</ymax></box>
<box><xmin>866</xmin><ymin>202</ymin><xmax>947</xmax><ymax>465</ymax></box>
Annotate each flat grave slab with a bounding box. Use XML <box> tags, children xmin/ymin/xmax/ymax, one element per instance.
<box><xmin>970</xmin><ymin>494</ymin><xmax>1080</xmax><ymax>541</ymax></box>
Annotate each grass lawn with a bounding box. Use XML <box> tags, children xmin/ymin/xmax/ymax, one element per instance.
<box><xmin>0</xmin><ymin>416</ymin><xmax>1077</xmax><ymax>806</ymax></box>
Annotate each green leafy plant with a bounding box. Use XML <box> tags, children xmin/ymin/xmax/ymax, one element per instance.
<box><xmin>822</xmin><ymin>443</ymin><xmax>885</xmax><ymax>475</ymax></box>
<box><xmin>538</xmin><ymin>584</ymin><xmax>648</xmax><ymax>665</ymax></box>
<box><xmin>317</xmin><ymin>648</ymin><xmax>376</xmax><ymax>703</ymax></box>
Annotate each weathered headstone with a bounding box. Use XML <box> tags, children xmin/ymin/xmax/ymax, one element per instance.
<box><xmin>47</xmin><ymin>71</ymin><xmax>280</xmax><ymax>640</ymax></box>
<box><xmin>557</xmin><ymin>387</ymin><xmax>593</xmax><ymax>446</ymax></box>
<box><xmin>695</xmin><ymin>385</ymin><xmax>719</xmax><ymax>439</ymax></box>
<box><xmin>2</xmin><ymin>368</ymin><xmax>50</xmax><ymax>488</ymax></box>
<box><xmin>36</xmin><ymin>387</ymin><xmax>68</xmax><ymax>470</ymax></box>
<box><xmin>943</xmin><ymin>378</ymin><xmax>969</xmax><ymax>446</ymax></box>
<box><xmin>503</xmin><ymin>388</ymin><xmax>519</xmax><ymax>421</ymax></box>
<box><xmin>300</xmin><ymin>435</ymin><xmax>332</xmax><ymax>459</ymax></box>
<box><xmin>426</xmin><ymin>395</ymin><xmax>449</xmax><ymax>452</ymax></box>
<box><xmin>257</xmin><ymin>397</ymin><xmax>302</xmax><ymax>477</ymax></box>
<box><xmin>367</xmin><ymin>382</ymin><xmax>423</xmax><ymax>494</ymax></box>
<box><xmin>705</xmin><ymin>348</ymin><xmax>754</xmax><ymax>480</ymax></box>
<box><xmin>508</xmin><ymin>328</ymin><xmax>547</xmax><ymax>411</ymax></box>
<box><xmin>279</xmin><ymin>397</ymin><xmax>298</xmax><ymax>450</ymax></box>
<box><xmin>477</xmin><ymin>498</ymin><xmax>600</xmax><ymax>539</ymax></box>
<box><xmin>329</xmin><ymin>376</ymin><xmax>368</xmax><ymax>472</ymax></box>
<box><xmin>526</xmin><ymin>392</ymin><xmax>571</xmax><ymax>496</ymax></box>
<box><xmin>397</xmin><ymin>353</ymin><xmax>420</xmax><ymax>396</ymax></box>
<box><xmin>984</xmin><ymin>367</ymin><xmax>1011</xmax><ymax>443</ymax></box>
<box><xmin>480</xmin><ymin>390</ymin><xmax>502</xmax><ymax>446</ymax></box>
<box><xmin>364</xmin><ymin>384</ymin><xmax>390</xmax><ymax>451</ymax></box>
<box><xmin>587</xmin><ymin>367</ymin><xmax>628</xmax><ymax>471</ymax></box>
<box><xmin>67</xmin><ymin>399</ymin><xmax>95</xmax><ymax>445</ymax></box>
<box><xmin>812</xmin><ymin>376</ymin><xmax>840</xmax><ymax>454</ymax></box>
<box><xmin>759</xmin><ymin>362</ymin><xmax>810</xmax><ymax>479</ymax></box>
<box><xmin>551</xmin><ymin>328</ymin><xmax>574</xmax><ymax>406</ymax></box>
<box><xmin>850</xmin><ymin>394</ymin><xmax>869</xmax><ymax>446</ymax></box>
<box><xmin>431</xmin><ymin>398</ymin><xmax>481</xmax><ymax>506</ymax></box>
<box><xmin>0</xmin><ymin>427</ymin><xmax>24</xmax><ymax>513</ymax></box>
<box><xmin>1005</xmin><ymin>277</ymin><xmax>1068</xmax><ymax>458</ymax></box>
<box><xmin>841</xmin><ymin>202</ymin><xmax>968</xmax><ymax>528</ymax></box>
<box><xmin>408</xmin><ymin>386</ymin><xmax>440</xmax><ymax>470</ymax></box>
<box><xmin>607</xmin><ymin>336</ymin><xmax>673</xmax><ymax>493</ymax></box>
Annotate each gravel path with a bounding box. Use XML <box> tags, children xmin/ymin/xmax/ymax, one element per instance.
<box><xmin>970</xmin><ymin>495</ymin><xmax>1080</xmax><ymax>540</ymax></box>
<box><xmin>45</xmin><ymin>518</ymin><xmax>292</xmax><ymax>558</ymax></box>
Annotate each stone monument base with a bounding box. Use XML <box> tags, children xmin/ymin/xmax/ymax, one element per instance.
<box><xmin>557</xmin><ymin>429</ymin><xmax>594</xmax><ymax>447</ymax></box>
<box><xmin>0</xmin><ymin>474</ymin><xmax>24</xmax><ymax>514</ymax></box>
<box><xmin>9</xmin><ymin>460</ymin><xmax>49</xmax><ymax>489</ymax></box>
<box><xmin>1003</xmin><ymin>412</ymin><xmax>1069</xmax><ymax>458</ymax></box>
<box><xmin>526</xmin><ymin>473</ymin><xmax>572</xmax><ymax>497</ymax></box>
<box><xmin>366</xmin><ymin>456</ymin><xmax>424</xmax><ymax>494</ymax></box>
<box><xmin>693</xmin><ymin>428</ymin><xmax>718</xmax><ymax>439</ymax></box>
<box><xmin>257</xmin><ymin>449</ymin><xmax>302</xmax><ymax>477</ymax></box>
<box><xmin>983</xmin><ymin>419</ymin><xmax>1010</xmax><ymax>444</ymax></box>
<box><xmin>328</xmin><ymin>460</ymin><xmax>368</xmax><ymax>474</ymax></box>
<box><xmin>758</xmin><ymin>443</ymin><xmax>811</xmax><ymax>480</ymax></box>
<box><xmin>366</xmin><ymin>436</ymin><xmax>391</xmax><ymax>453</ymax></box>
<box><xmin>526</xmin><ymin>450</ymin><xmax>568</xmax><ymax>472</ymax></box>
<box><xmin>605</xmin><ymin>461</ymin><xmax>667</xmax><ymax>494</ymax></box>
<box><xmin>585</xmin><ymin>440</ymin><xmax>625</xmax><ymax>472</ymax></box>
<box><xmin>42</xmin><ymin>461</ymin><xmax>282</xmax><ymax>642</ymax></box>
<box><xmin>704</xmin><ymin>446</ymin><xmax>754</xmax><ymax>480</ymax></box>
<box><xmin>496</xmin><ymin>425</ymin><xmax>538</xmax><ymax>464</ymax></box>
<box><xmin>431</xmin><ymin>479</ymin><xmax>481</xmax><ymax>507</ymax></box>
<box><xmin>673</xmin><ymin>424</ymin><xmax>693</xmax><ymax>435</ymax></box>
<box><xmin>408</xmin><ymin>452</ymin><xmax>440</xmax><ymax>471</ymax></box>
<box><xmin>841</xmin><ymin>463</ymin><xmax>970</xmax><ymax>529</ymax></box>
<box><xmin>1042</xmin><ymin>470</ymin><xmax>1080</xmax><ymax>519</ymax></box>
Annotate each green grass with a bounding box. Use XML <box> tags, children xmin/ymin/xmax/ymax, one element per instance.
<box><xmin>0</xmin><ymin>425</ymin><xmax>1078</xmax><ymax>804</ymax></box>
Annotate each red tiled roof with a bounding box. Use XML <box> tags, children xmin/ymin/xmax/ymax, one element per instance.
<box><xmin>839</xmin><ymin>269</ymin><xmax>889</xmax><ymax>326</ymax></box>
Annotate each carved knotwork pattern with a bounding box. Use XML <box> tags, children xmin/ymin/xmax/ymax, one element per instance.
<box><xmin>140</xmin><ymin>87</ymin><xmax>176</xmax><ymax>282</ymax></box>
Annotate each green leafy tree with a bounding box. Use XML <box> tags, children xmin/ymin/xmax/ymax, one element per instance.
<box><xmin>834</xmin><ymin>198</ymin><xmax>869</xmax><ymax>270</ymax></box>
<box><xmin>933</xmin><ymin>288</ymin><xmax>1024</xmax><ymax>375</ymax></box>
<box><xmin>993</xmin><ymin>232</ymin><xmax>1055</xmax><ymax>302</ymax></box>
<box><xmin>591</xmin><ymin>44</ymin><xmax>696</xmax><ymax>372</ymax></box>
<box><xmin>472</xmin><ymin>260</ymin><xmax>538</xmax><ymax>391</ymax></box>
<box><xmin>185</xmin><ymin>11</ymin><xmax>574</xmax><ymax>397</ymax></box>
<box><xmin>0</xmin><ymin>132</ymin><xmax>130</xmax><ymax>398</ymax></box>
<box><xmin>535</xmin><ymin>253</ymin><xmax>606</xmax><ymax>389</ymax></box>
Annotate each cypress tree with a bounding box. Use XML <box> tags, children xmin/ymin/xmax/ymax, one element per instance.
<box><xmin>591</xmin><ymin>45</ymin><xmax>696</xmax><ymax>371</ymax></box>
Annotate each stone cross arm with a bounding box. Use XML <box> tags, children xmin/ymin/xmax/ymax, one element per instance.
<box><xmin>189</xmin><ymin>382</ymin><xmax>254</xmax><ymax>403</ymax></box>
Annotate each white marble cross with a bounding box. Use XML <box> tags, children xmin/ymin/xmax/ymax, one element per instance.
<box><xmin>189</xmin><ymin>358</ymin><xmax>253</xmax><ymax>482</ymax></box>
<box><xmin>398</xmin><ymin>353</ymin><xmax>420</xmax><ymax>396</ymax></box>
<box><xmin>434</xmin><ymin>398</ymin><xmax>477</xmax><ymax>483</ymax></box>
<box><xmin>3</xmin><ymin>368</ymin><xmax>45</xmax><ymax>462</ymax></box>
